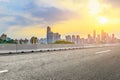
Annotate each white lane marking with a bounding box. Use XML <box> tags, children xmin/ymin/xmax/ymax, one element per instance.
<box><xmin>96</xmin><ymin>50</ymin><xmax>111</xmax><ymax>54</ymax></box>
<box><xmin>0</xmin><ymin>70</ymin><xmax>8</xmax><ymax>74</ymax></box>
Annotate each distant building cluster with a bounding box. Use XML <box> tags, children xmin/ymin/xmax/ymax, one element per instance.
<box><xmin>86</xmin><ymin>30</ymin><xmax>118</xmax><ymax>44</ymax></box>
<box><xmin>39</xmin><ymin>38</ymin><xmax>47</xmax><ymax>44</ymax></box>
<box><xmin>66</xmin><ymin>35</ymin><xmax>81</xmax><ymax>44</ymax></box>
<box><xmin>47</xmin><ymin>26</ymin><xmax>61</xmax><ymax>44</ymax></box>
<box><xmin>0</xmin><ymin>27</ymin><xmax>120</xmax><ymax>45</ymax></box>
<box><xmin>18</xmin><ymin>38</ymin><xmax>29</xmax><ymax>44</ymax></box>
<box><xmin>65</xmin><ymin>30</ymin><xmax>119</xmax><ymax>44</ymax></box>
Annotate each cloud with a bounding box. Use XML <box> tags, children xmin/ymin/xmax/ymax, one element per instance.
<box><xmin>29</xmin><ymin>7</ymin><xmax>79</xmax><ymax>23</ymax></box>
<box><xmin>0</xmin><ymin>0</ymin><xmax>79</xmax><ymax>27</ymax></box>
<box><xmin>0</xmin><ymin>14</ymin><xmax>44</xmax><ymax>27</ymax></box>
<box><xmin>104</xmin><ymin>0</ymin><xmax>120</xmax><ymax>8</ymax></box>
<box><xmin>36</xmin><ymin>0</ymin><xmax>87</xmax><ymax>10</ymax></box>
<box><xmin>0</xmin><ymin>0</ymin><xmax>10</xmax><ymax>2</ymax></box>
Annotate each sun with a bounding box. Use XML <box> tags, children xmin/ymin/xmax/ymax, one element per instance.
<box><xmin>89</xmin><ymin>0</ymin><xmax>101</xmax><ymax>15</ymax></box>
<box><xmin>98</xmin><ymin>17</ymin><xmax>108</xmax><ymax>25</ymax></box>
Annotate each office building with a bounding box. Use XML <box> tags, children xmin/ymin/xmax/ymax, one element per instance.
<box><xmin>76</xmin><ymin>35</ymin><xmax>81</xmax><ymax>44</ymax></box>
<box><xmin>72</xmin><ymin>35</ymin><xmax>76</xmax><ymax>43</ymax></box>
<box><xmin>65</xmin><ymin>35</ymin><xmax>72</xmax><ymax>42</ymax></box>
<box><xmin>47</xmin><ymin>26</ymin><xmax>61</xmax><ymax>44</ymax></box>
<box><xmin>39</xmin><ymin>38</ymin><xmax>47</xmax><ymax>44</ymax></box>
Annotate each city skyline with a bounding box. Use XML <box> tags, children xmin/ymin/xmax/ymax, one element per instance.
<box><xmin>0</xmin><ymin>26</ymin><xmax>119</xmax><ymax>44</ymax></box>
<box><xmin>0</xmin><ymin>27</ymin><xmax>118</xmax><ymax>40</ymax></box>
<box><xmin>0</xmin><ymin>0</ymin><xmax>120</xmax><ymax>39</ymax></box>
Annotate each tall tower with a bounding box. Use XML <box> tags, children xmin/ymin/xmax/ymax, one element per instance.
<box><xmin>72</xmin><ymin>35</ymin><xmax>76</xmax><ymax>44</ymax></box>
<box><xmin>76</xmin><ymin>35</ymin><xmax>80</xmax><ymax>44</ymax></box>
<box><xmin>47</xmin><ymin>26</ymin><xmax>52</xmax><ymax>44</ymax></box>
<box><xmin>47</xmin><ymin>26</ymin><xmax>51</xmax><ymax>33</ymax></box>
<box><xmin>46</xmin><ymin>26</ymin><xmax>61</xmax><ymax>44</ymax></box>
<box><xmin>93</xmin><ymin>30</ymin><xmax>96</xmax><ymax>39</ymax></box>
<box><xmin>101</xmin><ymin>30</ymin><xmax>104</xmax><ymax>42</ymax></box>
<box><xmin>97</xmin><ymin>34</ymin><xmax>100</xmax><ymax>44</ymax></box>
<box><xmin>111</xmin><ymin>34</ymin><xmax>115</xmax><ymax>43</ymax></box>
<box><xmin>93</xmin><ymin>30</ymin><xmax>96</xmax><ymax>43</ymax></box>
<box><xmin>66</xmin><ymin>35</ymin><xmax>71</xmax><ymax>42</ymax></box>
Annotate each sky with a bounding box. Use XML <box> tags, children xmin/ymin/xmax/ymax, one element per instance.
<box><xmin>0</xmin><ymin>0</ymin><xmax>120</xmax><ymax>39</ymax></box>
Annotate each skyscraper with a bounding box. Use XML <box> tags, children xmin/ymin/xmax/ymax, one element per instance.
<box><xmin>66</xmin><ymin>35</ymin><xmax>72</xmax><ymax>42</ymax></box>
<box><xmin>54</xmin><ymin>33</ymin><xmax>61</xmax><ymax>42</ymax></box>
<box><xmin>93</xmin><ymin>30</ymin><xmax>96</xmax><ymax>43</ymax></box>
<box><xmin>93</xmin><ymin>30</ymin><xmax>96</xmax><ymax>39</ymax></box>
<box><xmin>47</xmin><ymin>26</ymin><xmax>51</xmax><ymax>33</ymax></box>
<box><xmin>101</xmin><ymin>30</ymin><xmax>105</xmax><ymax>42</ymax></box>
<box><xmin>111</xmin><ymin>34</ymin><xmax>115</xmax><ymax>43</ymax></box>
<box><xmin>76</xmin><ymin>35</ymin><xmax>80</xmax><ymax>44</ymax></box>
<box><xmin>47</xmin><ymin>26</ymin><xmax>61</xmax><ymax>44</ymax></box>
<box><xmin>87</xmin><ymin>34</ymin><xmax>92</xmax><ymax>43</ymax></box>
<box><xmin>47</xmin><ymin>27</ymin><xmax>54</xmax><ymax>44</ymax></box>
<box><xmin>72</xmin><ymin>35</ymin><xmax>76</xmax><ymax>43</ymax></box>
<box><xmin>96</xmin><ymin>34</ymin><xmax>100</xmax><ymax>44</ymax></box>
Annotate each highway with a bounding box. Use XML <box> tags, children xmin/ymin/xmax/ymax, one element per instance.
<box><xmin>0</xmin><ymin>46</ymin><xmax>120</xmax><ymax>80</ymax></box>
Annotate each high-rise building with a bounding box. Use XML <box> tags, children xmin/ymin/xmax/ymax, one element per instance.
<box><xmin>87</xmin><ymin>34</ymin><xmax>92</xmax><ymax>43</ymax></box>
<box><xmin>47</xmin><ymin>26</ymin><xmax>61</xmax><ymax>44</ymax></box>
<box><xmin>93</xmin><ymin>30</ymin><xmax>96</xmax><ymax>43</ymax></box>
<box><xmin>47</xmin><ymin>26</ymin><xmax>51</xmax><ymax>33</ymax></box>
<box><xmin>24</xmin><ymin>38</ymin><xmax>29</xmax><ymax>44</ymax></box>
<box><xmin>101</xmin><ymin>30</ymin><xmax>104</xmax><ymax>41</ymax></box>
<box><xmin>47</xmin><ymin>26</ymin><xmax>54</xmax><ymax>44</ymax></box>
<box><xmin>80</xmin><ymin>38</ymin><xmax>85</xmax><ymax>45</ymax></box>
<box><xmin>101</xmin><ymin>30</ymin><xmax>107</xmax><ymax>43</ymax></box>
<box><xmin>65</xmin><ymin>35</ymin><xmax>72</xmax><ymax>42</ymax></box>
<box><xmin>19</xmin><ymin>38</ymin><xmax>29</xmax><ymax>44</ymax></box>
<box><xmin>72</xmin><ymin>35</ymin><xmax>76</xmax><ymax>43</ymax></box>
<box><xmin>39</xmin><ymin>38</ymin><xmax>47</xmax><ymax>44</ymax></box>
<box><xmin>76</xmin><ymin>35</ymin><xmax>80</xmax><ymax>44</ymax></box>
<box><xmin>106</xmin><ymin>33</ymin><xmax>110</xmax><ymax>43</ymax></box>
<box><xmin>93</xmin><ymin>30</ymin><xmax>96</xmax><ymax>39</ymax></box>
<box><xmin>66</xmin><ymin>35</ymin><xmax>80</xmax><ymax>44</ymax></box>
<box><xmin>54</xmin><ymin>33</ymin><xmax>61</xmax><ymax>42</ymax></box>
<box><xmin>96</xmin><ymin>34</ymin><xmax>100</xmax><ymax>44</ymax></box>
<box><xmin>111</xmin><ymin>34</ymin><xmax>115</xmax><ymax>43</ymax></box>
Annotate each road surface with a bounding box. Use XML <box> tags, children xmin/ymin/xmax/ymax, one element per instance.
<box><xmin>0</xmin><ymin>46</ymin><xmax>120</xmax><ymax>80</ymax></box>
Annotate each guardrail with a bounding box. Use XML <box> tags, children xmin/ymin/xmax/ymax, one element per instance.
<box><xmin>0</xmin><ymin>43</ymin><xmax>119</xmax><ymax>54</ymax></box>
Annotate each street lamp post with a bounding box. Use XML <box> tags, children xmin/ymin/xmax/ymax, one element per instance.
<box><xmin>15</xmin><ymin>43</ymin><xmax>17</xmax><ymax>53</ymax></box>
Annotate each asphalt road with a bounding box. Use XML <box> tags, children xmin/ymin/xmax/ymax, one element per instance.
<box><xmin>0</xmin><ymin>46</ymin><xmax>120</xmax><ymax>80</ymax></box>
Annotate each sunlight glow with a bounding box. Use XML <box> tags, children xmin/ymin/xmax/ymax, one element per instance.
<box><xmin>89</xmin><ymin>0</ymin><xmax>101</xmax><ymax>15</ymax></box>
<box><xmin>98</xmin><ymin>17</ymin><xmax>108</xmax><ymax>25</ymax></box>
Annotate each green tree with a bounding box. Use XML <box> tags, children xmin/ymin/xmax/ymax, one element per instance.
<box><xmin>53</xmin><ymin>40</ymin><xmax>74</xmax><ymax>44</ymax></box>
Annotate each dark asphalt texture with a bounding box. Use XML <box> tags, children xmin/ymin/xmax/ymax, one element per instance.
<box><xmin>0</xmin><ymin>46</ymin><xmax>120</xmax><ymax>80</ymax></box>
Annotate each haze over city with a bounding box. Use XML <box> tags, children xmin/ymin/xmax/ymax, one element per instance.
<box><xmin>0</xmin><ymin>0</ymin><xmax>120</xmax><ymax>39</ymax></box>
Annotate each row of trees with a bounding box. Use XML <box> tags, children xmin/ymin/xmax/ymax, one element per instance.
<box><xmin>0</xmin><ymin>39</ymin><xmax>16</xmax><ymax>44</ymax></box>
<box><xmin>53</xmin><ymin>40</ymin><xmax>74</xmax><ymax>44</ymax></box>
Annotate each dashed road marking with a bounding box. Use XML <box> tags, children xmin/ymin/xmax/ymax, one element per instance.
<box><xmin>0</xmin><ymin>70</ymin><xmax>8</xmax><ymax>74</ymax></box>
<box><xmin>96</xmin><ymin>50</ymin><xmax>111</xmax><ymax>54</ymax></box>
